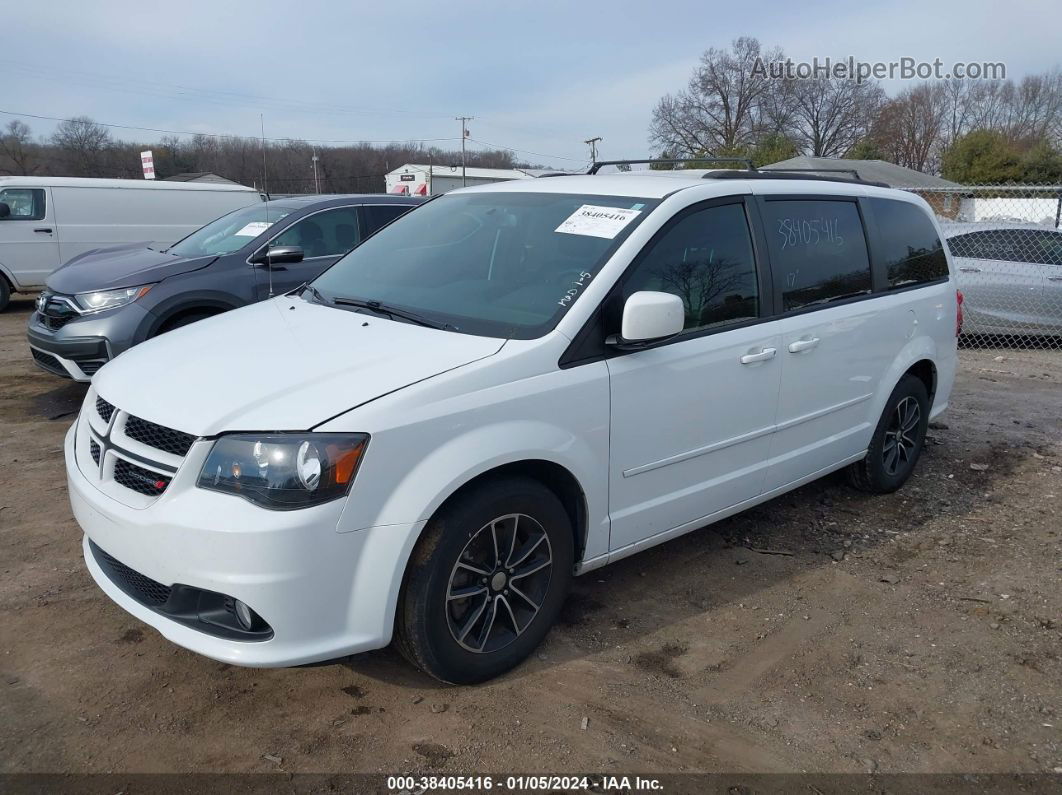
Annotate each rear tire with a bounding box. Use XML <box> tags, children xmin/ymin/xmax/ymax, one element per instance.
<box><xmin>0</xmin><ymin>278</ymin><xmax>10</xmax><ymax>313</ymax></box>
<box><xmin>847</xmin><ymin>374</ymin><xmax>930</xmax><ymax>494</ymax></box>
<box><xmin>395</xmin><ymin>476</ymin><xmax>574</xmax><ymax>684</ymax></box>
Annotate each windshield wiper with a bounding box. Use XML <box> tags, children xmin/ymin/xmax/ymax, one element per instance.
<box><xmin>299</xmin><ymin>282</ymin><xmax>330</xmax><ymax>305</ymax></box>
<box><xmin>332</xmin><ymin>297</ymin><xmax>453</xmax><ymax>330</ymax></box>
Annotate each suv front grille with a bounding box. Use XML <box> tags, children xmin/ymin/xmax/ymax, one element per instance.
<box><xmin>124</xmin><ymin>415</ymin><xmax>196</xmax><ymax>457</ymax></box>
<box><xmin>96</xmin><ymin>397</ymin><xmax>115</xmax><ymax>423</ymax></box>
<box><xmin>39</xmin><ymin>312</ymin><xmax>74</xmax><ymax>331</ymax></box>
<box><xmin>113</xmin><ymin>458</ymin><xmax>171</xmax><ymax>496</ymax></box>
<box><xmin>89</xmin><ymin>439</ymin><xmax>101</xmax><ymax>464</ymax></box>
<box><xmin>91</xmin><ymin>541</ymin><xmax>172</xmax><ymax>607</ymax></box>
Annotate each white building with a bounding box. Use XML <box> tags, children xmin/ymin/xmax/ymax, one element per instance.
<box><xmin>385</xmin><ymin>164</ymin><xmax>535</xmax><ymax>196</ymax></box>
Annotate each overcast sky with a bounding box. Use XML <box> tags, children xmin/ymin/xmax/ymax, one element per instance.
<box><xmin>3</xmin><ymin>0</ymin><xmax>1059</xmax><ymax>168</ymax></box>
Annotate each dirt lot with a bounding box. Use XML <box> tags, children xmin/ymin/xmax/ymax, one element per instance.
<box><xmin>1</xmin><ymin>293</ymin><xmax>1059</xmax><ymax>777</ymax></box>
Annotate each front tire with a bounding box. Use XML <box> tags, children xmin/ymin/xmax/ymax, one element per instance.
<box><xmin>847</xmin><ymin>374</ymin><xmax>930</xmax><ymax>493</ymax></box>
<box><xmin>395</xmin><ymin>476</ymin><xmax>574</xmax><ymax>684</ymax></box>
<box><xmin>0</xmin><ymin>278</ymin><xmax>10</xmax><ymax>313</ymax></box>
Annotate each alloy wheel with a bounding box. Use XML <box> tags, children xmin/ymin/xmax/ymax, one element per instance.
<box><xmin>446</xmin><ymin>513</ymin><xmax>553</xmax><ymax>654</ymax></box>
<box><xmin>882</xmin><ymin>396</ymin><xmax>921</xmax><ymax>476</ymax></box>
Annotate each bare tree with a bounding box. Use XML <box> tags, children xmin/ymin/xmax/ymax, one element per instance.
<box><xmin>51</xmin><ymin>116</ymin><xmax>112</xmax><ymax>176</ymax></box>
<box><xmin>649</xmin><ymin>37</ymin><xmax>782</xmax><ymax>157</ymax></box>
<box><xmin>787</xmin><ymin>78</ymin><xmax>885</xmax><ymax>157</ymax></box>
<box><xmin>0</xmin><ymin>120</ymin><xmax>38</xmax><ymax>175</ymax></box>
<box><xmin>872</xmin><ymin>83</ymin><xmax>948</xmax><ymax>172</ymax></box>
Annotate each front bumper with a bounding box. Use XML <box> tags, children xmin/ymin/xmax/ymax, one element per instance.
<box><xmin>27</xmin><ymin>304</ymin><xmax>149</xmax><ymax>381</ymax></box>
<box><xmin>66</xmin><ymin>421</ymin><xmax>423</xmax><ymax>667</ymax></box>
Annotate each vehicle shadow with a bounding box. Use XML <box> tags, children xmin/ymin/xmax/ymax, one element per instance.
<box><xmin>341</xmin><ymin>429</ymin><xmax>1020</xmax><ymax>689</ymax></box>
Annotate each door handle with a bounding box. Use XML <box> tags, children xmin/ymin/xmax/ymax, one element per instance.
<box><xmin>739</xmin><ymin>347</ymin><xmax>776</xmax><ymax>364</ymax></box>
<box><xmin>34</xmin><ymin>227</ymin><xmax>53</xmax><ymax>234</ymax></box>
<box><xmin>958</xmin><ymin>266</ymin><xmax>981</xmax><ymax>273</ymax></box>
<box><xmin>788</xmin><ymin>337</ymin><xmax>821</xmax><ymax>353</ymax></box>
<box><xmin>1048</xmin><ymin>276</ymin><xmax>1062</xmax><ymax>282</ymax></box>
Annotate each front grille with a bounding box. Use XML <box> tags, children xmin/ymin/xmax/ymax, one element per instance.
<box><xmin>90</xmin><ymin>439</ymin><xmax>100</xmax><ymax>464</ymax></box>
<box><xmin>91</xmin><ymin>541</ymin><xmax>172</xmax><ymax>607</ymax></box>
<box><xmin>96</xmin><ymin>397</ymin><xmax>115</xmax><ymax>423</ymax></box>
<box><xmin>124</xmin><ymin>415</ymin><xmax>196</xmax><ymax>457</ymax></box>
<box><xmin>31</xmin><ymin>348</ymin><xmax>67</xmax><ymax>377</ymax></box>
<box><xmin>113</xmin><ymin>458</ymin><xmax>171</xmax><ymax>496</ymax></box>
<box><xmin>39</xmin><ymin>312</ymin><xmax>74</xmax><ymax>331</ymax></box>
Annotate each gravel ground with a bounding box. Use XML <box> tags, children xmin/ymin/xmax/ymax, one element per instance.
<box><xmin>1</xmin><ymin>293</ymin><xmax>1059</xmax><ymax>777</ymax></box>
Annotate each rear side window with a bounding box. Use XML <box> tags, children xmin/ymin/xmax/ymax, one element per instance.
<box><xmin>362</xmin><ymin>204</ymin><xmax>414</xmax><ymax>236</ymax></box>
<box><xmin>761</xmin><ymin>199</ymin><xmax>871</xmax><ymax>311</ymax></box>
<box><xmin>870</xmin><ymin>198</ymin><xmax>948</xmax><ymax>288</ymax></box>
<box><xmin>0</xmin><ymin>188</ymin><xmax>46</xmax><ymax>221</ymax></box>
<box><xmin>622</xmin><ymin>202</ymin><xmax>759</xmax><ymax>332</ymax></box>
<box><xmin>947</xmin><ymin>228</ymin><xmax>1062</xmax><ymax>265</ymax></box>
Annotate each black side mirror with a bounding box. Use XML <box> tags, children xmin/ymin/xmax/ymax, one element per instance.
<box><xmin>251</xmin><ymin>245</ymin><xmax>304</xmax><ymax>266</ymax></box>
<box><xmin>0</xmin><ymin>202</ymin><xmax>10</xmax><ymax>220</ymax></box>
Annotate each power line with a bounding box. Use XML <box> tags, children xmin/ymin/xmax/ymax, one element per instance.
<box><xmin>466</xmin><ymin>137</ymin><xmax>589</xmax><ymax>164</ymax></box>
<box><xmin>0</xmin><ymin>108</ymin><xmax>461</xmax><ymax>146</ymax></box>
<box><xmin>0</xmin><ymin>59</ymin><xmax>455</xmax><ymax>120</ymax></box>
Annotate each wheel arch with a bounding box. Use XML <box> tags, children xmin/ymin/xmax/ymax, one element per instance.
<box><xmin>144</xmin><ymin>293</ymin><xmax>242</xmax><ymax>338</ymax></box>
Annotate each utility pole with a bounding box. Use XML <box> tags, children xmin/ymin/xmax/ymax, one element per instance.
<box><xmin>456</xmin><ymin>116</ymin><xmax>473</xmax><ymax>187</ymax></box>
<box><xmin>311</xmin><ymin>144</ymin><xmax>320</xmax><ymax>193</ymax></box>
<box><xmin>584</xmin><ymin>136</ymin><xmax>602</xmax><ymax>163</ymax></box>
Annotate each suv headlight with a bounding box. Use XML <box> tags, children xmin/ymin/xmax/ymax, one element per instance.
<box><xmin>74</xmin><ymin>285</ymin><xmax>153</xmax><ymax>313</ymax></box>
<box><xmin>197</xmin><ymin>433</ymin><xmax>368</xmax><ymax>510</ymax></box>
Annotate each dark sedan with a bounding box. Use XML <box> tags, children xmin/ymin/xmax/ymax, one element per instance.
<box><xmin>28</xmin><ymin>194</ymin><xmax>421</xmax><ymax>380</ymax></box>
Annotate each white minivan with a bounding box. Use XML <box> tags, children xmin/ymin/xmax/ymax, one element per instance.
<box><xmin>65</xmin><ymin>168</ymin><xmax>959</xmax><ymax>683</ymax></box>
<box><xmin>0</xmin><ymin>176</ymin><xmax>263</xmax><ymax>310</ymax></box>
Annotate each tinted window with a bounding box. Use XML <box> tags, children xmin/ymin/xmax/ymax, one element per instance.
<box><xmin>273</xmin><ymin>206</ymin><xmax>360</xmax><ymax>258</ymax></box>
<box><xmin>0</xmin><ymin>188</ymin><xmax>45</xmax><ymax>221</ymax></box>
<box><xmin>948</xmin><ymin>228</ymin><xmax>1062</xmax><ymax>265</ymax></box>
<box><xmin>762</xmin><ymin>199</ymin><xmax>871</xmax><ymax>311</ymax></box>
<box><xmin>623</xmin><ymin>203</ymin><xmax>758</xmax><ymax>331</ymax></box>
<box><xmin>313</xmin><ymin>192</ymin><xmax>658</xmax><ymax>339</ymax></box>
<box><xmin>363</xmin><ymin>204</ymin><xmax>414</xmax><ymax>235</ymax></box>
<box><xmin>870</xmin><ymin>198</ymin><xmax>948</xmax><ymax>288</ymax></box>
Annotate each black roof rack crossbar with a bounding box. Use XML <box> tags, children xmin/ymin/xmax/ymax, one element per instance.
<box><xmin>588</xmin><ymin>157</ymin><xmax>755</xmax><ymax>174</ymax></box>
<box><xmin>703</xmin><ymin>168</ymin><xmax>889</xmax><ymax>188</ymax></box>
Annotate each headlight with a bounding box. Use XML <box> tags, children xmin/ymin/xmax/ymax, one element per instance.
<box><xmin>74</xmin><ymin>285</ymin><xmax>153</xmax><ymax>313</ymax></box>
<box><xmin>197</xmin><ymin>433</ymin><xmax>368</xmax><ymax>510</ymax></box>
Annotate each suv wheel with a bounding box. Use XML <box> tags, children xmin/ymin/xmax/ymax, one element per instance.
<box><xmin>395</xmin><ymin>476</ymin><xmax>574</xmax><ymax>684</ymax></box>
<box><xmin>0</xmin><ymin>278</ymin><xmax>10</xmax><ymax>313</ymax></box>
<box><xmin>847</xmin><ymin>374</ymin><xmax>930</xmax><ymax>493</ymax></box>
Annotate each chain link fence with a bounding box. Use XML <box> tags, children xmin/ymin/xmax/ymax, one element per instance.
<box><xmin>901</xmin><ymin>184</ymin><xmax>1062</xmax><ymax>350</ymax></box>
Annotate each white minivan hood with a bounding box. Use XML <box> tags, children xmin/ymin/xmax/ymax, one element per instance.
<box><xmin>93</xmin><ymin>297</ymin><xmax>504</xmax><ymax>436</ymax></box>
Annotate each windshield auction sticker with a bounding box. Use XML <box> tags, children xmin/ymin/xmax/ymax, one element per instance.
<box><xmin>555</xmin><ymin>205</ymin><xmax>641</xmax><ymax>239</ymax></box>
<box><xmin>234</xmin><ymin>221</ymin><xmax>274</xmax><ymax>237</ymax></box>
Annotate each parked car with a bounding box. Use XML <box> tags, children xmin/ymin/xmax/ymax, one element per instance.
<box><xmin>0</xmin><ymin>176</ymin><xmax>264</xmax><ymax>311</ymax></box>
<box><xmin>66</xmin><ymin>169</ymin><xmax>958</xmax><ymax>683</ymax></box>
<box><xmin>28</xmin><ymin>194</ymin><xmax>420</xmax><ymax>380</ymax></box>
<box><xmin>943</xmin><ymin>222</ymin><xmax>1062</xmax><ymax>338</ymax></box>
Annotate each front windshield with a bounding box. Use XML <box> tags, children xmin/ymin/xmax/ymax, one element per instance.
<box><xmin>312</xmin><ymin>192</ymin><xmax>658</xmax><ymax>338</ymax></box>
<box><xmin>167</xmin><ymin>204</ymin><xmax>293</xmax><ymax>258</ymax></box>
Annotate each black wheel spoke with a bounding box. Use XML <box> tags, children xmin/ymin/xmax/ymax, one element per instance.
<box><xmin>448</xmin><ymin>584</ymin><xmax>487</xmax><ymax>601</ymax></box>
<box><xmin>512</xmin><ymin>557</ymin><xmax>550</xmax><ymax>580</ymax></box>
<box><xmin>475</xmin><ymin>598</ymin><xmax>500</xmax><ymax>651</ymax></box>
<box><xmin>456</xmin><ymin>595</ymin><xmax>489</xmax><ymax>643</ymax></box>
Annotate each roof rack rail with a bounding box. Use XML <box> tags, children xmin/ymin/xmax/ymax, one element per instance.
<box><xmin>588</xmin><ymin>157</ymin><xmax>755</xmax><ymax>174</ymax></box>
<box><xmin>703</xmin><ymin>168</ymin><xmax>889</xmax><ymax>188</ymax></box>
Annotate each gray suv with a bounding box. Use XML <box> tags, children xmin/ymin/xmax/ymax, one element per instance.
<box><xmin>28</xmin><ymin>194</ymin><xmax>420</xmax><ymax>380</ymax></box>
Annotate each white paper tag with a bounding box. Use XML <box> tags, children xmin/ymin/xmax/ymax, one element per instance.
<box><xmin>234</xmin><ymin>221</ymin><xmax>274</xmax><ymax>237</ymax></box>
<box><xmin>555</xmin><ymin>205</ymin><xmax>641</xmax><ymax>239</ymax></box>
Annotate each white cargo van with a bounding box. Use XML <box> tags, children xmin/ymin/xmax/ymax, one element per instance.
<box><xmin>0</xmin><ymin>177</ymin><xmax>264</xmax><ymax>310</ymax></box>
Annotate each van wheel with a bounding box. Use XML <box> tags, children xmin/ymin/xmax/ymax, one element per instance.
<box><xmin>0</xmin><ymin>278</ymin><xmax>10</xmax><ymax>313</ymax></box>
<box><xmin>847</xmin><ymin>375</ymin><xmax>930</xmax><ymax>494</ymax></box>
<box><xmin>395</xmin><ymin>476</ymin><xmax>573</xmax><ymax>684</ymax></box>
